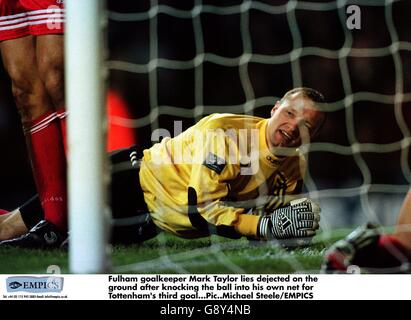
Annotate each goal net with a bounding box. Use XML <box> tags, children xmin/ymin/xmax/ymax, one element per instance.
<box><xmin>68</xmin><ymin>0</ymin><xmax>411</xmax><ymax>273</ymax></box>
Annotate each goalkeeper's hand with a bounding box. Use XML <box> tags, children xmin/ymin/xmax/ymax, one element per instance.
<box><xmin>322</xmin><ymin>223</ymin><xmax>411</xmax><ymax>273</ymax></box>
<box><xmin>257</xmin><ymin>198</ymin><xmax>321</xmax><ymax>240</ymax></box>
<box><xmin>321</xmin><ymin>223</ymin><xmax>378</xmax><ymax>273</ymax></box>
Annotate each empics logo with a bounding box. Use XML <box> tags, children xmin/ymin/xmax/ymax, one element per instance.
<box><xmin>8</xmin><ymin>281</ymin><xmax>22</xmax><ymax>290</ymax></box>
<box><xmin>6</xmin><ymin>276</ymin><xmax>64</xmax><ymax>293</ymax></box>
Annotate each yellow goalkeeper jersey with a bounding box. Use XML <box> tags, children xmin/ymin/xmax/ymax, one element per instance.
<box><xmin>139</xmin><ymin>113</ymin><xmax>305</xmax><ymax>239</ymax></box>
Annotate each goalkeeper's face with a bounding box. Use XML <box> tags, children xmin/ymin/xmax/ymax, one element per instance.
<box><xmin>267</xmin><ymin>92</ymin><xmax>324</xmax><ymax>149</ymax></box>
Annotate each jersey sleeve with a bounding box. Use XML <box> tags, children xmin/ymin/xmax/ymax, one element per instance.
<box><xmin>188</xmin><ymin>128</ymin><xmax>258</xmax><ymax>238</ymax></box>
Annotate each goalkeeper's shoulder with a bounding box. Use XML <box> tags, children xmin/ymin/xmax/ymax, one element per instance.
<box><xmin>194</xmin><ymin>113</ymin><xmax>263</xmax><ymax>131</ymax></box>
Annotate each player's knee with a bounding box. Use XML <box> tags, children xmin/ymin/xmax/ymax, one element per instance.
<box><xmin>8</xmin><ymin>65</ymin><xmax>37</xmax><ymax>103</ymax></box>
<box><xmin>11</xmin><ymin>81</ymin><xmax>51</xmax><ymax>123</ymax></box>
<box><xmin>45</xmin><ymin>69</ymin><xmax>64</xmax><ymax>106</ymax></box>
<box><xmin>6</xmin><ymin>59</ymin><xmax>29</xmax><ymax>85</ymax></box>
<box><xmin>9</xmin><ymin>66</ymin><xmax>32</xmax><ymax>96</ymax></box>
<box><xmin>11</xmin><ymin>83</ymin><xmax>33</xmax><ymax>120</ymax></box>
<box><xmin>38</xmin><ymin>58</ymin><xmax>65</xmax><ymax>107</ymax></box>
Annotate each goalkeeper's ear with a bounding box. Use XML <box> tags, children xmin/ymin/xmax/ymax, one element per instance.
<box><xmin>271</xmin><ymin>101</ymin><xmax>280</xmax><ymax>117</ymax></box>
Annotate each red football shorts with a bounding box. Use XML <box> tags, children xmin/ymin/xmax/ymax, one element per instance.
<box><xmin>0</xmin><ymin>0</ymin><xmax>64</xmax><ymax>41</ymax></box>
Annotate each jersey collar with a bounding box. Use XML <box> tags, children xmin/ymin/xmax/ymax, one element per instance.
<box><xmin>257</xmin><ymin>119</ymin><xmax>287</xmax><ymax>167</ymax></box>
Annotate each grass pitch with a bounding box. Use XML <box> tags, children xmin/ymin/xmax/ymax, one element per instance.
<box><xmin>0</xmin><ymin>229</ymin><xmax>351</xmax><ymax>274</ymax></box>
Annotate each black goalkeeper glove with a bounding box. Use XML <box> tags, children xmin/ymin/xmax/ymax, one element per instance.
<box><xmin>321</xmin><ymin>223</ymin><xmax>380</xmax><ymax>273</ymax></box>
<box><xmin>257</xmin><ymin>198</ymin><xmax>321</xmax><ymax>240</ymax></box>
<box><xmin>321</xmin><ymin>223</ymin><xmax>411</xmax><ymax>273</ymax></box>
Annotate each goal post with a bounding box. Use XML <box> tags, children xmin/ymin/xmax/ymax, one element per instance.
<box><xmin>65</xmin><ymin>0</ymin><xmax>110</xmax><ymax>273</ymax></box>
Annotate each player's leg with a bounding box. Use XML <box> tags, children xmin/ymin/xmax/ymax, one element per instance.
<box><xmin>0</xmin><ymin>0</ymin><xmax>37</xmax><ymax>233</ymax></box>
<box><xmin>0</xmin><ymin>209</ymin><xmax>15</xmax><ymax>234</ymax></box>
<box><xmin>36</xmin><ymin>34</ymin><xmax>67</xmax><ymax>148</ymax></box>
<box><xmin>0</xmin><ymin>209</ymin><xmax>28</xmax><ymax>241</ymax></box>
<box><xmin>394</xmin><ymin>189</ymin><xmax>411</xmax><ymax>252</ymax></box>
<box><xmin>29</xmin><ymin>34</ymin><xmax>68</xmax><ymax>231</ymax></box>
<box><xmin>0</xmin><ymin>209</ymin><xmax>11</xmax><ymax>223</ymax></box>
<box><xmin>0</xmin><ymin>36</ymin><xmax>53</xmax><ymax>122</ymax></box>
<box><xmin>0</xmin><ymin>195</ymin><xmax>46</xmax><ymax>242</ymax></box>
<box><xmin>36</xmin><ymin>35</ymin><xmax>64</xmax><ymax>109</ymax></box>
<box><xmin>0</xmin><ymin>147</ymin><xmax>158</xmax><ymax>246</ymax></box>
<box><xmin>322</xmin><ymin>191</ymin><xmax>411</xmax><ymax>273</ymax></box>
<box><xmin>0</xmin><ymin>35</ymin><xmax>68</xmax><ymax>248</ymax></box>
<box><xmin>0</xmin><ymin>194</ymin><xmax>66</xmax><ymax>247</ymax></box>
<box><xmin>1</xmin><ymin>36</ymin><xmax>67</xmax><ymax>234</ymax></box>
<box><xmin>27</xmin><ymin>0</ymin><xmax>66</xmax><ymax>148</ymax></box>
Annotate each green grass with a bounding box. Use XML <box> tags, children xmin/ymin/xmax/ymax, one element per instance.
<box><xmin>0</xmin><ymin>229</ymin><xmax>352</xmax><ymax>274</ymax></box>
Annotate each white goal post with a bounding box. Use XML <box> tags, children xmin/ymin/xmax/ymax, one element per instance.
<box><xmin>65</xmin><ymin>0</ymin><xmax>109</xmax><ymax>273</ymax></box>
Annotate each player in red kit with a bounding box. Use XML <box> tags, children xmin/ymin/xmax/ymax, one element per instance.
<box><xmin>322</xmin><ymin>191</ymin><xmax>411</xmax><ymax>273</ymax></box>
<box><xmin>0</xmin><ymin>0</ymin><xmax>67</xmax><ymax>246</ymax></box>
<box><xmin>0</xmin><ymin>89</ymin><xmax>139</xmax><ymax>246</ymax></box>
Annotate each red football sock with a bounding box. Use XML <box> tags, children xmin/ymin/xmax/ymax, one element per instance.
<box><xmin>56</xmin><ymin>107</ymin><xmax>67</xmax><ymax>155</ymax></box>
<box><xmin>25</xmin><ymin>110</ymin><xmax>67</xmax><ymax>230</ymax></box>
<box><xmin>0</xmin><ymin>209</ymin><xmax>9</xmax><ymax>216</ymax></box>
<box><xmin>378</xmin><ymin>235</ymin><xmax>411</xmax><ymax>261</ymax></box>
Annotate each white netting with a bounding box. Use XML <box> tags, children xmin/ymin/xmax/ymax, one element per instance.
<box><xmin>106</xmin><ymin>0</ymin><xmax>411</xmax><ymax>273</ymax></box>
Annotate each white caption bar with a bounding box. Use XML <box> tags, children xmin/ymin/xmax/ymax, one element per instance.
<box><xmin>0</xmin><ymin>274</ymin><xmax>410</xmax><ymax>300</ymax></box>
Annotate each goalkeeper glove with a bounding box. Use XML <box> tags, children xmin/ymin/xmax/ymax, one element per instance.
<box><xmin>321</xmin><ymin>223</ymin><xmax>379</xmax><ymax>273</ymax></box>
<box><xmin>257</xmin><ymin>198</ymin><xmax>321</xmax><ymax>240</ymax></box>
<box><xmin>321</xmin><ymin>223</ymin><xmax>411</xmax><ymax>273</ymax></box>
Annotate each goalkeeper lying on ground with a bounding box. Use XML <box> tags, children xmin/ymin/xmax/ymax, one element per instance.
<box><xmin>0</xmin><ymin>87</ymin><xmax>326</xmax><ymax>249</ymax></box>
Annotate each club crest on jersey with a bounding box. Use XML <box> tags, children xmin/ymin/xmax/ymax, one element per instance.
<box><xmin>203</xmin><ymin>152</ymin><xmax>226</xmax><ymax>174</ymax></box>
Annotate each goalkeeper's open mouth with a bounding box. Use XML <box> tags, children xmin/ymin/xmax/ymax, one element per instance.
<box><xmin>277</xmin><ymin>129</ymin><xmax>299</xmax><ymax>147</ymax></box>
